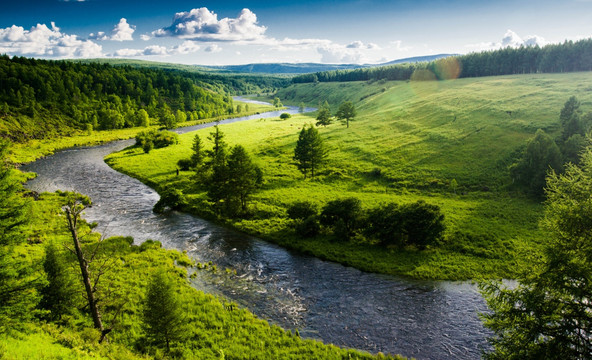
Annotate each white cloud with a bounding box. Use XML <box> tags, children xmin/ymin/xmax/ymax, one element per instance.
<box><xmin>467</xmin><ymin>30</ymin><xmax>548</xmax><ymax>51</ymax></box>
<box><xmin>172</xmin><ymin>40</ymin><xmax>201</xmax><ymax>54</ymax></box>
<box><xmin>346</xmin><ymin>40</ymin><xmax>380</xmax><ymax>50</ymax></box>
<box><xmin>390</xmin><ymin>40</ymin><xmax>411</xmax><ymax>52</ymax></box>
<box><xmin>112</xmin><ymin>41</ymin><xmax>201</xmax><ymax>57</ymax></box>
<box><xmin>153</xmin><ymin>7</ymin><xmax>267</xmax><ymax>42</ymax></box>
<box><xmin>140</xmin><ymin>34</ymin><xmax>151</xmax><ymax>41</ymax></box>
<box><xmin>317</xmin><ymin>41</ymin><xmax>382</xmax><ymax>64</ymax></box>
<box><xmin>111</xmin><ymin>18</ymin><xmax>135</xmax><ymax>41</ymax></box>
<box><xmin>204</xmin><ymin>44</ymin><xmax>222</xmax><ymax>53</ymax></box>
<box><xmin>0</xmin><ymin>22</ymin><xmax>102</xmax><ymax>58</ymax></box>
<box><xmin>90</xmin><ymin>18</ymin><xmax>135</xmax><ymax>41</ymax></box>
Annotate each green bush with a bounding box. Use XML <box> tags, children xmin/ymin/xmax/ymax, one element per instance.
<box><xmin>295</xmin><ymin>216</ymin><xmax>321</xmax><ymax>238</ymax></box>
<box><xmin>320</xmin><ymin>197</ymin><xmax>362</xmax><ymax>240</ymax></box>
<box><xmin>287</xmin><ymin>201</ymin><xmax>318</xmax><ymax>220</ymax></box>
<box><xmin>177</xmin><ymin>158</ymin><xmax>193</xmax><ymax>171</ymax></box>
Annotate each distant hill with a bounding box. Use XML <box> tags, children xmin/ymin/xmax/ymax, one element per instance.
<box><xmin>202</xmin><ymin>54</ymin><xmax>457</xmax><ymax>74</ymax></box>
<box><xmin>380</xmin><ymin>54</ymin><xmax>458</xmax><ymax>66</ymax></box>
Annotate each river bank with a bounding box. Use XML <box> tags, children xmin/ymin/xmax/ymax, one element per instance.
<box><xmin>22</xmin><ymin>106</ymin><xmax>490</xmax><ymax>359</ymax></box>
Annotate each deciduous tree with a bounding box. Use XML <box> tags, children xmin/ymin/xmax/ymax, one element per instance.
<box><xmin>335</xmin><ymin>101</ymin><xmax>356</xmax><ymax>128</ymax></box>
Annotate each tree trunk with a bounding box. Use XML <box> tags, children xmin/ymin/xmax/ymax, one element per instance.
<box><xmin>65</xmin><ymin>209</ymin><xmax>106</xmax><ymax>341</ymax></box>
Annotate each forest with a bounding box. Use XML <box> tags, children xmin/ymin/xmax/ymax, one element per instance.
<box><xmin>292</xmin><ymin>38</ymin><xmax>592</xmax><ymax>83</ymax></box>
<box><xmin>0</xmin><ymin>56</ymin><xmax>284</xmax><ymax>142</ymax></box>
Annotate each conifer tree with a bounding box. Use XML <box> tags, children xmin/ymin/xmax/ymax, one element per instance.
<box><xmin>294</xmin><ymin>124</ymin><xmax>328</xmax><ymax>178</ymax></box>
<box><xmin>143</xmin><ymin>269</ymin><xmax>185</xmax><ymax>352</ymax></box>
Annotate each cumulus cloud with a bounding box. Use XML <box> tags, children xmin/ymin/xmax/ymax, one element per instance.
<box><xmin>112</xmin><ymin>40</ymin><xmax>201</xmax><ymax>57</ymax></box>
<box><xmin>317</xmin><ymin>41</ymin><xmax>382</xmax><ymax>64</ymax></box>
<box><xmin>90</xmin><ymin>18</ymin><xmax>135</xmax><ymax>41</ymax></box>
<box><xmin>204</xmin><ymin>44</ymin><xmax>222</xmax><ymax>53</ymax></box>
<box><xmin>153</xmin><ymin>7</ymin><xmax>267</xmax><ymax>42</ymax></box>
<box><xmin>140</xmin><ymin>34</ymin><xmax>151</xmax><ymax>41</ymax></box>
<box><xmin>0</xmin><ymin>22</ymin><xmax>102</xmax><ymax>58</ymax></box>
<box><xmin>467</xmin><ymin>30</ymin><xmax>548</xmax><ymax>51</ymax></box>
<box><xmin>346</xmin><ymin>40</ymin><xmax>380</xmax><ymax>50</ymax></box>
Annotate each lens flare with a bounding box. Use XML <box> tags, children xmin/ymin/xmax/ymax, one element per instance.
<box><xmin>410</xmin><ymin>69</ymin><xmax>438</xmax><ymax>97</ymax></box>
<box><xmin>434</xmin><ymin>57</ymin><xmax>462</xmax><ymax>80</ymax></box>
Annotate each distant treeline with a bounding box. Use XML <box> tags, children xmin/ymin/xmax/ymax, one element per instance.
<box><xmin>0</xmin><ymin>55</ymin><xmax>237</xmax><ymax>141</ymax></box>
<box><xmin>292</xmin><ymin>38</ymin><xmax>592</xmax><ymax>83</ymax></box>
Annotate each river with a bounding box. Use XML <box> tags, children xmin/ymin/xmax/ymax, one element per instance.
<box><xmin>22</xmin><ymin>100</ymin><xmax>490</xmax><ymax>359</ymax></box>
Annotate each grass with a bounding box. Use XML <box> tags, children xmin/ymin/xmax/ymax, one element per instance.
<box><xmin>8</xmin><ymin>100</ymin><xmax>275</xmax><ymax>164</ymax></box>
<box><xmin>105</xmin><ymin>72</ymin><xmax>592</xmax><ymax>280</ymax></box>
<box><xmin>2</xmin><ymin>191</ymin><xmax>402</xmax><ymax>359</ymax></box>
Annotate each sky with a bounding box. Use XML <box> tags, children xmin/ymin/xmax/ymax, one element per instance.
<box><xmin>0</xmin><ymin>0</ymin><xmax>591</xmax><ymax>65</ymax></box>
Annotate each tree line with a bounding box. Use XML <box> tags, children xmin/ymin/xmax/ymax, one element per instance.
<box><xmin>0</xmin><ymin>55</ymin><xmax>274</xmax><ymax>142</ymax></box>
<box><xmin>292</xmin><ymin>38</ymin><xmax>592</xmax><ymax>84</ymax></box>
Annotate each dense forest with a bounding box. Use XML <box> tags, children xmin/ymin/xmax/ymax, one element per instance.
<box><xmin>0</xmin><ymin>56</ymin><xmax>283</xmax><ymax>142</ymax></box>
<box><xmin>292</xmin><ymin>38</ymin><xmax>592</xmax><ymax>83</ymax></box>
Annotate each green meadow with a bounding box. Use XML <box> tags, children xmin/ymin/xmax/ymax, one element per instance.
<box><xmin>106</xmin><ymin>72</ymin><xmax>592</xmax><ymax>280</ymax></box>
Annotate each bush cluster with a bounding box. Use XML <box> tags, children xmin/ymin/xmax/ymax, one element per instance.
<box><xmin>287</xmin><ymin>198</ymin><xmax>445</xmax><ymax>249</ymax></box>
<box><xmin>135</xmin><ymin>130</ymin><xmax>179</xmax><ymax>153</ymax></box>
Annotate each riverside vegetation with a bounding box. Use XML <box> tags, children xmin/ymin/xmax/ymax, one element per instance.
<box><xmin>107</xmin><ymin>72</ymin><xmax>592</xmax><ymax>280</ymax></box>
<box><xmin>0</xmin><ymin>140</ymin><xmax>402</xmax><ymax>359</ymax></box>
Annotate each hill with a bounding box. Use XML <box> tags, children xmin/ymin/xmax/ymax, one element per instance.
<box><xmin>85</xmin><ymin>54</ymin><xmax>456</xmax><ymax>75</ymax></box>
<box><xmin>106</xmin><ymin>72</ymin><xmax>592</xmax><ymax>280</ymax></box>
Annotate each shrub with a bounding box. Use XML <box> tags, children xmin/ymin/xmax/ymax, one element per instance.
<box><xmin>136</xmin><ymin>130</ymin><xmax>179</xmax><ymax>150</ymax></box>
<box><xmin>153</xmin><ymin>188</ymin><xmax>185</xmax><ymax>213</ymax></box>
<box><xmin>279</xmin><ymin>113</ymin><xmax>291</xmax><ymax>120</ymax></box>
<box><xmin>401</xmin><ymin>200</ymin><xmax>445</xmax><ymax>249</ymax></box>
<box><xmin>287</xmin><ymin>201</ymin><xmax>318</xmax><ymax>220</ymax></box>
<box><xmin>177</xmin><ymin>159</ymin><xmax>193</xmax><ymax>171</ymax></box>
<box><xmin>319</xmin><ymin>197</ymin><xmax>362</xmax><ymax>240</ymax></box>
<box><xmin>295</xmin><ymin>216</ymin><xmax>320</xmax><ymax>238</ymax></box>
<box><xmin>365</xmin><ymin>203</ymin><xmax>405</xmax><ymax>247</ymax></box>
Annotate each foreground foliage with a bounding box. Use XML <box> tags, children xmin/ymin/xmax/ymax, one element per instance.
<box><xmin>0</xmin><ymin>188</ymin><xmax>401</xmax><ymax>359</ymax></box>
<box><xmin>481</xmin><ymin>146</ymin><xmax>592</xmax><ymax>359</ymax></box>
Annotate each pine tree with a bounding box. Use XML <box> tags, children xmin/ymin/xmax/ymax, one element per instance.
<box><xmin>315</xmin><ymin>101</ymin><xmax>332</xmax><ymax>127</ymax></box>
<box><xmin>226</xmin><ymin>145</ymin><xmax>262</xmax><ymax>213</ymax></box>
<box><xmin>40</xmin><ymin>242</ymin><xmax>74</xmax><ymax>320</ymax></box>
<box><xmin>190</xmin><ymin>134</ymin><xmax>203</xmax><ymax>169</ymax></box>
<box><xmin>143</xmin><ymin>269</ymin><xmax>185</xmax><ymax>352</ymax></box>
<box><xmin>294</xmin><ymin>124</ymin><xmax>328</xmax><ymax>179</ymax></box>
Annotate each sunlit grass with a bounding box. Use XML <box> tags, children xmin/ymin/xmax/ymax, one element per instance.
<box><xmin>106</xmin><ymin>73</ymin><xmax>592</xmax><ymax>280</ymax></box>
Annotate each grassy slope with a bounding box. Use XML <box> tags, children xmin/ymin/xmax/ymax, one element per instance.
<box><xmin>8</xmin><ymin>101</ymin><xmax>274</xmax><ymax>164</ymax></box>
<box><xmin>1</xmin><ymin>192</ymin><xmax>400</xmax><ymax>359</ymax></box>
<box><xmin>106</xmin><ymin>73</ymin><xmax>592</xmax><ymax>280</ymax></box>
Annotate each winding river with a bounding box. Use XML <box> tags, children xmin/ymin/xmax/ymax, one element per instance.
<box><xmin>22</xmin><ymin>99</ymin><xmax>490</xmax><ymax>359</ymax></box>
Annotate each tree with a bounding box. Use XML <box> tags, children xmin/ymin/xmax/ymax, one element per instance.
<box><xmin>320</xmin><ymin>198</ymin><xmax>362</xmax><ymax>240</ymax></box>
<box><xmin>299</xmin><ymin>102</ymin><xmax>306</xmax><ymax>113</ymax></box>
<box><xmin>143</xmin><ymin>269</ymin><xmax>185</xmax><ymax>352</ymax></box>
<box><xmin>206</xmin><ymin>125</ymin><xmax>227</xmax><ymax>165</ymax></box>
<box><xmin>60</xmin><ymin>192</ymin><xmax>109</xmax><ymax>342</ymax></box>
<box><xmin>510</xmin><ymin>129</ymin><xmax>563</xmax><ymax>197</ymax></box>
<box><xmin>401</xmin><ymin>200</ymin><xmax>445</xmax><ymax>249</ymax></box>
<box><xmin>315</xmin><ymin>101</ymin><xmax>332</xmax><ymax>127</ymax></box>
<box><xmin>0</xmin><ymin>140</ymin><xmax>36</xmax><ymax>332</ymax></box>
<box><xmin>365</xmin><ymin>203</ymin><xmax>405</xmax><ymax>247</ymax></box>
<box><xmin>40</xmin><ymin>242</ymin><xmax>74</xmax><ymax>320</ymax></box>
<box><xmin>136</xmin><ymin>108</ymin><xmax>150</xmax><ymax>127</ymax></box>
<box><xmin>273</xmin><ymin>97</ymin><xmax>283</xmax><ymax>108</ymax></box>
<box><xmin>226</xmin><ymin>145</ymin><xmax>262</xmax><ymax>214</ymax></box>
<box><xmin>280</xmin><ymin>113</ymin><xmax>291</xmax><ymax>120</ymax></box>
<box><xmin>293</xmin><ymin>124</ymin><xmax>328</xmax><ymax>179</ymax></box>
<box><xmin>190</xmin><ymin>134</ymin><xmax>203</xmax><ymax>169</ymax></box>
<box><xmin>559</xmin><ymin>96</ymin><xmax>583</xmax><ymax>142</ymax></box>
<box><xmin>335</xmin><ymin>101</ymin><xmax>356</xmax><ymax>128</ymax></box>
<box><xmin>481</xmin><ymin>146</ymin><xmax>592</xmax><ymax>359</ymax></box>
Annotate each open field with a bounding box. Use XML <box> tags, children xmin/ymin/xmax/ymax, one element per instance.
<box><xmin>106</xmin><ymin>73</ymin><xmax>592</xmax><ymax>280</ymax></box>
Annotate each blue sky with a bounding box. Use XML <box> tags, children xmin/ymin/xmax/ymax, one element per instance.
<box><xmin>1</xmin><ymin>0</ymin><xmax>591</xmax><ymax>65</ymax></box>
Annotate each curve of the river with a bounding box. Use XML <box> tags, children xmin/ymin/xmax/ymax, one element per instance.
<box><xmin>22</xmin><ymin>100</ymin><xmax>490</xmax><ymax>359</ymax></box>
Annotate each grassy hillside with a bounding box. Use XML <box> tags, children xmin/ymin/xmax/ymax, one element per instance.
<box><xmin>106</xmin><ymin>73</ymin><xmax>592</xmax><ymax>280</ymax></box>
